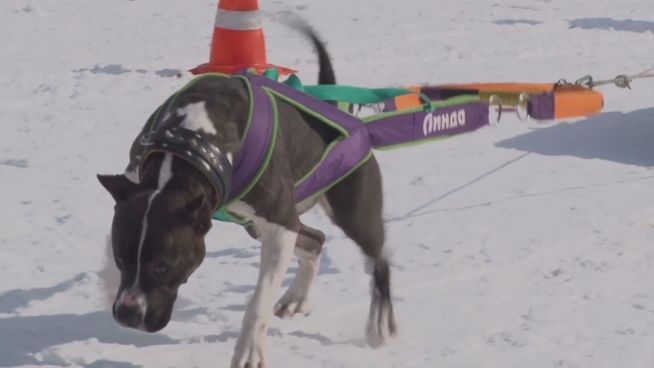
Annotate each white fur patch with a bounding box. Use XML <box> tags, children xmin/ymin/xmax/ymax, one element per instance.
<box><xmin>366</xmin><ymin>287</ymin><xmax>398</xmax><ymax>348</ymax></box>
<box><xmin>295</xmin><ymin>196</ymin><xmax>319</xmax><ymax>215</ymax></box>
<box><xmin>157</xmin><ymin>153</ymin><xmax>173</xmax><ymax>188</ymax></box>
<box><xmin>124</xmin><ymin>166</ymin><xmax>139</xmax><ymax>184</ymax></box>
<box><xmin>161</xmin><ymin>110</ymin><xmax>172</xmax><ymax>123</ymax></box>
<box><xmin>274</xmin><ymin>247</ymin><xmax>320</xmax><ymax>318</ymax></box>
<box><xmin>115</xmin><ymin>288</ymin><xmax>148</xmax><ymax>320</ymax></box>
<box><xmin>134</xmin><ymin>154</ymin><xmax>173</xmax><ymax>289</ymax></box>
<box><xmin>177</xmin><ymin>101</ymin><xmax>218</xmax><ymax>135</ymax></box>
<box><xmin>318</xmin><ymin>195</ymin><xmax>334</xmax><ymax>218</ymax></box>
<box><xmin>228</xmin><ymin>201</ymin><xmax>298</xmax><ymax>368</ymax></box>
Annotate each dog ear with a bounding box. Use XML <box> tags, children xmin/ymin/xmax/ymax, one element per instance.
<box><xmin>186</xmin><ymin>195</ymin><xmax>212</xmax><ymax>235</ymax></box>
<box><xmin>97</xmin><ymin>174</ymin><xmax>140</xmax><ymax>202</ymax></box>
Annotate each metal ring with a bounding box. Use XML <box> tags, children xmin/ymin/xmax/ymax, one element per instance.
<box><xmin>487</xmin><ymin>94</ymin><xmax>502</xmax><ymax>125</ymax></box>
<box><xmin>515</xmin><ymin>93</ymin><xmax>530</xmax><ymax>121</ymax></box>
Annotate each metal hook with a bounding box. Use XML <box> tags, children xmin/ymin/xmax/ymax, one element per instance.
<box><xmin>574</xmin><ymin>75</ymin><xmax>594</xmax><ymax>88</ymax></box>
<box><xmin>555</xmin><ymin>78</ymin><xmax>570</xmax><ymax>87</ymax></box>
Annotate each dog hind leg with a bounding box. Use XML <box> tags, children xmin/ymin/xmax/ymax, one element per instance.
<box><xmin>365</xmin><ymin>256</ymin><xmax>396</xmax><ymax>348</ymax></box>
<box><xmin>275</xmin><ymin>223</ymin><xmax>325</xmax><ymax>318</ymax></box>
<box><xmin>324</xmin><ymin>156</ymin><xmax>398</xmax><ymax>347</ymax></box>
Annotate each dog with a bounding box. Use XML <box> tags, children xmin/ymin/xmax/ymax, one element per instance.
<box><xmin>98</xmin><ymin>26</ymin><xmax>397</xmax><ymax>368</ymax></box>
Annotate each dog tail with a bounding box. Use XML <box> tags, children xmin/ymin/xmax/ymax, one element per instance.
<box><xmin>308</xmin><ymin>29</ymin><xmax>336</xmax><ymax>85</ymax></box>
<box><xmin>291</xmin><ymin>21</ymin><xmax>336</xmax><ymax>85</ymax></box>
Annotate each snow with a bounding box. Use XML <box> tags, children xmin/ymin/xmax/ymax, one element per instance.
<box><xmin>1</xmin><ymin>0</ymin><xmax>653</xmax><ymax>367</ymax></box>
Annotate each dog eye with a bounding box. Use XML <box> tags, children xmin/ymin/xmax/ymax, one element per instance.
<box><xmin>152</xmin><ymin>263</ymin><xmax>169</xmax><ymax>276</ymax></box>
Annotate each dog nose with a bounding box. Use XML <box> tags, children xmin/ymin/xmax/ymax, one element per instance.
<box><xmin>114</xmin><ymin>302</ymin><xmax>143</xmax><ymax>328</ymax></box>
<box><xmin>122</xmin><ymin>291</ymin><xmax>138</xmax><ymax>308</ymax></box>
<box><xmin>113</xmin><ymin>290</ymin><xmax>145</xmax><ymax>328</ymax></box>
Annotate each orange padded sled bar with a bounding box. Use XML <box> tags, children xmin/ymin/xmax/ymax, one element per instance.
<box><xmin>552</xmin><ymin>87</ymin><xmax>604</xmax><ymax>119</ymax></box>
<box><xmin>439</xmin><ymin>82</ymin><xmax>555</xmax><ymax>93</ymax></box>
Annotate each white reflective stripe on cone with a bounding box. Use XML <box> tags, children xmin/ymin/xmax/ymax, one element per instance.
<box><xmin>215</xmin><ymin>9</ymin><xmax>262</xmax><ymax>30</ymax></box>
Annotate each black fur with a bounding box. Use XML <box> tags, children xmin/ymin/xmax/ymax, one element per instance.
<box><xmin>98</xmin><ymin>25</ymin><xmax>396</xmax><ymax>350</ymax></box>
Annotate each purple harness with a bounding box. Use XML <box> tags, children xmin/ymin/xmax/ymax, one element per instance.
<box><xmin>217</xmin><ymin>71</ymin><xmax>489</xmax><ymax>221</ymax></box>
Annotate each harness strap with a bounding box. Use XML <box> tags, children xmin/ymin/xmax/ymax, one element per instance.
<box><xmin>245</xmin><ymin>72</ymin><xmax>364</xmax><ymax>134</ymax></box>
<box><xmin>228</xmin><ymin>73</ymin><xmax>277</xmax><ymax>201</ymax></box>
<box><xmin>365</xmin><ymin>99</ymin><xmax>489</xmax><ymax>149</ymax></box>
<box><xmin>210</xmin><ymin>72</ymin><xmax>278</xmax><ymax>224</ymax></box>
<box><xmin>215</xmin><ymin>71</ymin><xmax>493</xmax><ymax>221</ymax></box>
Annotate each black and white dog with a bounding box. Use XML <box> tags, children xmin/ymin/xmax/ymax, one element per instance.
<box><xmin>98</xmin><ymin>27</ymin><xmax>396</xmax><ymax>368</ymax></box>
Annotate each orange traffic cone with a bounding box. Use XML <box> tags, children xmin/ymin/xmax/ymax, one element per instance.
<box><xmin>191</xmin><ymin>0</ymin><xmax>294</xmax><ymax>75</ymax></box>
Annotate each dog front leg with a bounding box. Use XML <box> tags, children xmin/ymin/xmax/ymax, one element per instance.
<box><xmin>231</xmin><ymin>222</ymin><xmax>297</xmax><ymax>368</ymax></box>
<box><xmin>275</xmin><ymin>223</ymin><xmax>325</xmax><ymax>318</ymax></box>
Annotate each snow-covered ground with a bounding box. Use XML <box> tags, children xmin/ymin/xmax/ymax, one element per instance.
<box><xmin>2</xmin><ymin>0</ymin><xmax>654</xmax><ymax>367</ymax></box>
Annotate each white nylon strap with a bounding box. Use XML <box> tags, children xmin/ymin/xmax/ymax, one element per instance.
<box><xmin>215</xmin><ymin>9</ymin><xmax>262</xmax><ymax>30</ymax></box>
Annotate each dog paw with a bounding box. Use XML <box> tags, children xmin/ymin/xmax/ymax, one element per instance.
<box><xmin>274</xmin><ymin>291</ymin><xmax>312</xmax><ymax>319</ymax></box>
<box><xmin>231</xmin><ymin>331</ymin><xmax>268</xmax><ymax>368</ymax></box>
<box><xmin>365</xmin><ymin>298</ymin><xmax>398</xmax><ymax>348</ymax></box>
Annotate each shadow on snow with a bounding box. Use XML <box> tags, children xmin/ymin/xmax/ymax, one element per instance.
<box><xmin>0</xmin><ymin>274</ymin><xmax>175</xmax><ymax>367</ymax></box>
<box><xmin>496</xmin><ymin>107</ymin><xmax>654</xmax><ymax>167</ymax></box>
<box><xmin>569</xmin><ymin>18</ymin><xmax>654</xmax><ymax>33</ymax></box>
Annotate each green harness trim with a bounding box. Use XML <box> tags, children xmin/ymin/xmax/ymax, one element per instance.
<box><xmin>362</xmin><ymin>94</ymin><xmax>480</xmax><ymax>123</ymax></box>
<box><xmin>138</xmin><ymin>72</ymin><xmax>274</xmax><ymax>226</ymax></box>
<box><xmin>227</xmin><ymin>76</ymin><xmax>280</xmax><ymax>204</ymax></box>
<box><xmin>191</xmin><ymin>69</ymin><xmax>483</xmax><ymax>226</ymax></box>
<box><xmin>263</xmin><ymin>87</ymin><xmax>354</xmax><ymax>194</ymax></box>
<box><xmin>211</xmin><ymin>75</ymin><xmax>280</xmax><ymax>225</ymax></box>
<box><xmin>279</xmin><ymin>71</ymin><xmax>435</xmax><ymax>111</ymax></box>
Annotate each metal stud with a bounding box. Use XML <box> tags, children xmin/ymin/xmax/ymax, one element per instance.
<box><xmin>185</xmin><ymin>150</ymin><xmax>192</xmax><ymax>157</ymax></box>
<box><xmin>189</xmin><ymin>138</ymin><xmax>198</xmax><ymax>147</ymax></box>
<box><xmin>165</xmin><ymin>130</ymin><xmax>174</xmax><ymax>138</ymax></box>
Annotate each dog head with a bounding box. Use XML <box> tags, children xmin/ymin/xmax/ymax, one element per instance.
<box><xmin>97</xmin><ymin>174</ymin><xmax>211</xmax><ymax>332</ymax></box>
